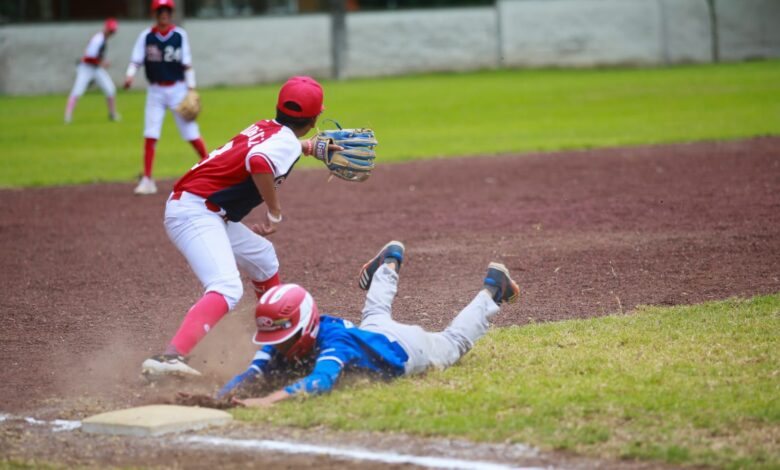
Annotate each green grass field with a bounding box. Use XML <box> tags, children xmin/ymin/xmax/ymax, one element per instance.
<box><xmin>236</xmin><ymin>294</ymin><xmax>780</xmax><ymax>469</ymax></box>
<box><xmin>1</xmin><ymin>61</ymin><xmax>778</xmax><ymax>187</ymax></box>
<box><xmin>3</xmin><ymin>62</ymin><xmax>778</xmax><ymax>468</ymax></box>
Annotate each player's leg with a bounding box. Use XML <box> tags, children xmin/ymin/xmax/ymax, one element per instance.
<box><xmin>227</xmin><ymin>222</ymin><xmax>281</xmax><ymax>300</ymax></box>
<box><xmin>94</xmin><ymin>68</ymin><xmax>119</xmax><ymax>121</ymax></box>
<box><xmin>358</xmin><ymin>241</ymin><xmax>405</xmax><ymax>325</ymax></box>
<box><xmin>135</xmin><ymin>87</ymin><xmax>165</xmax><ymax>195</ymax></box>
<box><xmin>425</xmin><ymin>263</ymin><xmax>520</xmax><ymax>371</ymax></box>
<box><xmin>64</xmin><ymin>64</ymin><xmax>94</xmax><ymax>123</ymax></box>
<box><xmin>142</xmin><ymin>195</ymin><xmax>244</xmax><ymax>378</ymax></box>
<box><xmin>170</xmin><ymin>84</ymin><xmax>208</xmax><ymax>161</ymax></box>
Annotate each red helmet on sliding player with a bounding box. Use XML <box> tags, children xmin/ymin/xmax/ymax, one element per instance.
<box><xmin>151</xmin><ymin>0</ymin><xmax>175</xmax><ymax>11</ymax></box>
<box><xmin>253</xmin><ymin>284</ymin><xmax>320</xmax><ymax>362</ymax></box>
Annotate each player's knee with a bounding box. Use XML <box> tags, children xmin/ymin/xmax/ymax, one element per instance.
<box><xmin>210</xmin><ymin>278</ymin><xmax>243</xmax><ymax>310</ymax></box>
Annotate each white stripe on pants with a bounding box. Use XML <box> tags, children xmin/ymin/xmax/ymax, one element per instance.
<box><xmin>359</xmin><ymin>264</ymin><xmax>500</xmax><ymax>375</ymax></box>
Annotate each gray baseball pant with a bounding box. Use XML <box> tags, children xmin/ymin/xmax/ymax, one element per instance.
<box><xmin>359</xmin><ymin>264</ymin><xmax>500</xmax><ymax>375</ymax></box>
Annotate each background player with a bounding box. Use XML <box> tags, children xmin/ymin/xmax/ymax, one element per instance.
<box><xmin>141</xmin><ymin>76</ymin><xmax>341</xmax><ymax>379</ymax></box>
<box><xmin>213</xmin><ymin>240</ymin><xmax>520</xmax><ymax>407</ymax></box>
<box><xmin>124</xmin><ymin>0</ymin><xmax>209</xmax><ymax>195</ymax></box>
<box><xmin>64</xmin><ymin>18</ymin><xmax>120</xmax><ymax>124</ymax></box>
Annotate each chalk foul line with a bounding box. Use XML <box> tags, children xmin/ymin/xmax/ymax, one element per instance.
<box><xmin>181</xmin><ymin>435</ymin><xmax>549</xmax><ymax>470</ymax></box>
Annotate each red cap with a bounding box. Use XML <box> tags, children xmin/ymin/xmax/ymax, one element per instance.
<box><xmin>152</xmin><ymin>0</ymin><xmax>175</xmax><ymax>11</ymax></box>
<box><xmin>104</xmin><ymin>18</ymin><xmax>118</xmax><ymax>32</ymax></box>
<box><xmin>277</xmin><ymin>76</ymin><xmax>325</xmax><ymax>119</ymax></box>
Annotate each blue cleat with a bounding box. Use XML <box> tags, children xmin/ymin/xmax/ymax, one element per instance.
<box><xmin>483</xmin><ymin>262</ymin><xmax>520</xmax><ymax>304</ymax></box>
<box><xmin>359</xmin><ymin>241</ymin><xmax>405</xmax><ymax>290</ymax></box>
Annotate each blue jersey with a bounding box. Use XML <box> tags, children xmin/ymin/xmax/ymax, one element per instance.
<box><xmin>129</xmin><ymin>26</ymin><xmax>192</xmax><ymax>84</ymax></box>
<box><xmin>249</xmin><ymin>315</ymin><xmax>409</xmax><ymax>395</ymax></box>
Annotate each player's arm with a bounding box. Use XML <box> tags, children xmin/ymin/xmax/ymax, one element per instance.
<box><xmin>180</xmin><ymin>29</ymin><xmax>196</xmax><ymax>90</ymax></box>
<box><xmin>246</xmin><ymin>135</ymin><xmax>301</xmax><ymax>236</ymax></box>
<box><xmin>236</xmin><ymin>346</ymin><xmax>351</xmax><ymax>408</ymax></box>
<box><xmin>216</xmin><ymin>346</ymin><xmax>277</xmax><ymax>399</ymax></box>
<box><xmin>251</xmin><ymin>170</ymin><xmax>282</xmax><ymax>237</ymax></box>
<box><xmin>124</xmin><ymin>30</ymin><xmax>147</xmax><ymax>89</ymax></box>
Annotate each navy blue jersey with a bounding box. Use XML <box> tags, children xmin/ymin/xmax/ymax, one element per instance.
<box><xmin>129</xmin><ymin>26</ymin><xmax>192</xmax><ymax>84</ymax></box>
<box><xmin>248</xmin><ymin>315</ymin><xmax>409</xmax><ymax>395</ymax></box>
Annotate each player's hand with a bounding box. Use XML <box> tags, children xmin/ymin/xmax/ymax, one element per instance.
<box><xmin>123</xmin><ymin>77</ymin><xmax>133</xmax><ymax>90</ymax></box>
<box><xmin>252</xmin><ymin>221</ymin><xmax>277</xmax><ymax>237</ymax></box>
<box><xmin>216</xmin><ymin>369</ymin><xmax>260</xmax><ymax>399</ymax></box>
<box><xmin>301</xmin><ymin>137</ymin><xmax>343</xmax><ymax>157</ymax></box>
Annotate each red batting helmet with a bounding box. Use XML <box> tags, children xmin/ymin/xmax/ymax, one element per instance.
<box><xmin>253</xmin><ymin>284</ymin><xmax>320</xmax><ymax>362</ymax></box>
<box><xmin>152</xmin><ymin>0</ymin><xmax>175</xmax><ymax>11</ymax></box>
<box><xmin>104</xmin><ymin>18</ymin><xmax>118</xmax><ymax>33</ymax></box>
<box><xmin>277</xmin><ymin>76</ymin><xmax>325</xmax><ymax>119</ymax></box>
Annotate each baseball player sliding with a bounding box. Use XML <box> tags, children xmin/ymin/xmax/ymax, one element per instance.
<box><xmin>64</xmin><ymin>18</ymin><xmax>120</xmax><ymax>124</ymax></box>
<box><xmin>141</xmin><ymin>76</ymin><xmax>344</xmax><ymax>379</ymax></box>
<box><xmin>124</xmin><ymin>0</ymin><xmax>209</xmax><ymax>195</ymax></box>
<box><xmin>206</xmin><ymin>240</ymin><xmax>520</xmax><ymax>407</ymax></box>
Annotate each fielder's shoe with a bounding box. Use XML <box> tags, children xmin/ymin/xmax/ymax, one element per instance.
<box><xmin>483</xmin><ymin>262</ymin><xmax>520</xmax><ymax>304</ymax></box>
<box><xmin>109</xmin><ymin>112</ymin><xmax>122</xmax><ymax>122</ymax></box>
<box><xmin>134</xmin><ymin>176</ymin><xmax>157</xmax><ymax>195</ymax></box>
<box><xmin>141</xmin><ymin>354</ymin><xmax>202</xmax><ymax>379</ymax></box>
<box><xmin>358</xmin><ymin>240</ymin><xmax>405</xmax><ymax>290</ymax></box>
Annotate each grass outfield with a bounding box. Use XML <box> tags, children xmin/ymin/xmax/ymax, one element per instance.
<box><xmin>235</xmin><ymin>294</ymin><xmax>780</xmax><ymax>469</ymax></box>
<box><xmin>1</xmin><ymin>60</ymin><xmax>779</xmax><ymax>187</ymax></box>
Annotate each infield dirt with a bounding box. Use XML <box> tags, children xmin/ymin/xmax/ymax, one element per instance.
<box><xmin>1</xmin><ymin>137</ymin><xmax>778</xmax><ymax>468</ymax></box>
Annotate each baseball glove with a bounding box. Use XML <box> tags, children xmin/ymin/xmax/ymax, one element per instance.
<box><xmin>313</xmin><ymin>122</ymin><xmax>377</xmax><ymax>182</ymax></box>
<box><xmin>175</xmin><ymin>90</ymin><xmax>201</xmax><ymax>121</ymax></box>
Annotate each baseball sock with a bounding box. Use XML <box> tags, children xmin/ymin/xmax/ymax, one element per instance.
<box><xmin>189</xmin><ymin>137</ymin><xmax>209</xmax><ymax>161</ymax></box>
<box><xmin>106</xmin><ymin>96</ymin><xmax>117</xmax><ymax>118</ymax></box>
<box><xmin>143</xmin><ymin>138</ymin><xmax>157</xmax><ymax>178</ymax></box>
<box><xmin>65</xmin><ymin>96</ymin><xmax>78</xmax><ymax>121</ymax></box>
<box><xmin>166</xmin><ymin>291</ymin><xmax>229</xmax><ymax>357</ymax></box>
<box><xmin>251</xmin><ymin>273</ymin><xmax>280</xmax><ymax>300</ymax></box>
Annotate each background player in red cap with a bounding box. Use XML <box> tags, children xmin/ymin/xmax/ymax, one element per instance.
<box><xmin>141</xmin><ymin>76</ymin><xmax>341</xmax><ymax>379</ymax></box>
<box><xmin>64</xmin><ymin>18</ymin><xmax>120</xmax><ymax>124</ymax></box>
<box><xmin>124</xmin><ymin>0</ymin><xmax>209</xmax><ymax>195</ymax></box>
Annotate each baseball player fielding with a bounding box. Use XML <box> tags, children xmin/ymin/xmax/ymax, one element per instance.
<box><xmin>64</xmin><ymin>18</ymin><xmax>120</xmax><ymax>124</ymax></box>
<box><xmin>124</xmin><ymin>0</ymin><xmax>209</xmax><ymax>195</ymax></box>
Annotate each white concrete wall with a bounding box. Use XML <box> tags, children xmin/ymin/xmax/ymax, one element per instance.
<box><xmin>1</xmin><ymin>0</ymin><xmax>778</xmax><ymax>95</ymax></box>
<box><xmin>499</xmin><ymin>0</ymin><xmax>663</xmax><ymax>67</ymax></box>
<box><xmin>344</xmin><ymin>8</ymin><xmax>499</xmax><ymax>78</ymax></box>
<box><xmin>658</xmin><ymin>0</ymin><xmax>712</xmax><ymax>64</ymax></box>
<box><xmin>0</xmin><ymin>21</ymin><xmax>147</xmax><ymax>95</ymax></box>
<box><xmin>187</xmin><ymin>15</ymin><xmax>331</xmax><ymax>86</ymax></box>
<box><xmin>716</xmin><ymin>0</ymin><xmax>780</xmax><ymax>61</ymax></box>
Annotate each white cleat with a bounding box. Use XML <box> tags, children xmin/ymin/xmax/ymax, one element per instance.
<box><xmin>134</xmin><ymin>176</ymin><xmax>158</xmax><ymax>195</ymax></box>
<box><xmin>141</xmin><ymin>354</ymin><xmax>202</xmax><ymax>379</ymax></box>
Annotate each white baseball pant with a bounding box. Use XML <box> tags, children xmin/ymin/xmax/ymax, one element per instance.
<box><xmin>164</xmin><ymin>191</ymin><xmax>279</xmax><ymax>310</ymax></box>
<box><xmin>359</xmin><ymin>264</ymin><xmax>500</xmax><ymax>375</ymax></box>
<box><xmin>144</xmin><ymin>82</ymin><xmax>200</xmax><ymax>141</ymax></box>
<box><xmin>69</xmin><ymin>63</ymin><xmax>116</xmax><ymax>97</ymax></box>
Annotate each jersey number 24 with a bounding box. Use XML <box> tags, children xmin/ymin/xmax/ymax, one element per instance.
<box><xmin>163</xmin><ymin>46</ymin><xmax>182</xmax><ymax>63</ymax></box>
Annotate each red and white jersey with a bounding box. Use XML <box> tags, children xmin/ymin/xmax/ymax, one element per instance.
<box><xmin>82</xmin><ymin>31</ymin><xmax>107</xmax><ymax>65</ymax></box>
<box><xmin>174</xmin><ymin>120</ymin><xmax>301</xmax><ymax>222</ymax></box>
